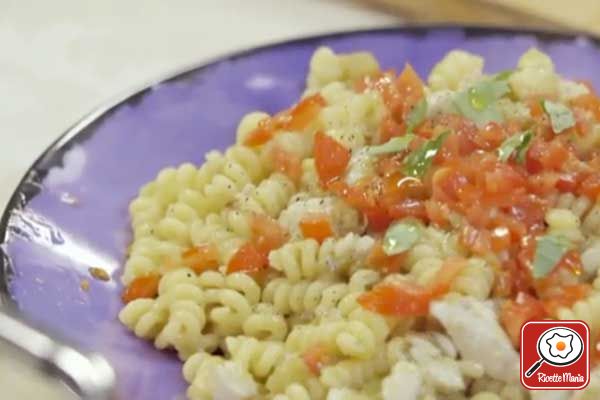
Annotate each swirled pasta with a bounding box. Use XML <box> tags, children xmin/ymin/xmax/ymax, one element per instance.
<box><xmin>269</xmin><ymin>233</ymin><xmax>374</xmax><ymax>282</ymax></box>
<box><xmin>242</xmin><ymin>303</ymin><xmax>288</xmax><ymax>341</ymax></box>
<box><xmin>320</xmin><ymin>351</ymin><xmax>388</xmax><ymax>389</ymax></box>
<box><xmin>234</xmin><ymin>173</ymin><xmax>296</xmax><ymax>218</ymax></box>
<box><xmin>226</xmin><ymin>336</ymin><xmax>285</xmax><ymax>379</ymax></box>
<box><xmin>119</xmin><ymin>268</ymin><xmax>213</xmax><ymax>359</ymax></box>
<box><xmin>119</xmin><ymin>47</ymin><xmax>600</xmax><ymax>400</ymax></box>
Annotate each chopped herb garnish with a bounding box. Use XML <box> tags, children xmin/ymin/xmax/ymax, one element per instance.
<box><xmin>453</xmin><ymin>80</ymin><xmax>510</xmax><ymax>127</ymax></box>
<box><xmin>542</xmin><ymin>100</ymin><xmax>575</xmax><ymax>134</ymax></box>
<box><xmin>403</xmin><ymin>131</ymin><xmax>450</xmax><ymax>177</ymax></box>
<box><xmin>532</xmin><ymin>234</ymin><xmax>572</xmax><ymax>279</ymax></box>
<box><xmin>383</xmin><ymin>219</ymin><xmax>422</xmax><ymax>255</ymax></box>
<box><xmin>406</xmin><ymin>99</ymin><xmax>428</xmax><ymax>132</ymax></box>
<box><xmin>497</xmin><ymin>130</ymin><xmax>533</xmax><ymax>163</ymax></box>
<box><xmin>366</xmin><ymin>134</ymin><xmax>415</xmax><ymax>156</ymax></box>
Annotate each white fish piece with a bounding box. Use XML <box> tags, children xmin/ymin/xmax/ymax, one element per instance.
<box><xmin>212</xmin><ymin>361</ymin><xmax>257</xmax><ymax>400</ymax></box>
<box><xmin>422</xmin><ymin>358</ymin><xmax>465</xmax><ymax>393</ymax></box>
<box><xmin>382</xmin><ymin>361</ymin><xmax>422</xmax><ymax>400</ymax></box>
<box><xmin>430</xmin><ymin>296</ymin><xmax>519</xmax><ymax>383</ymax></box>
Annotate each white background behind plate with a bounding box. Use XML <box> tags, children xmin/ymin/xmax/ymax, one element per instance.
<box><xmin>0</xmin><ymin>0</ymin><xmax>397</xmax><ymax>211</ymax></box>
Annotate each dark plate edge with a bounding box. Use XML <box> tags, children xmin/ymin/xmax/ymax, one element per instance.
<box><xmin>1</xmin><ymin>24</ymin><xmax>599</xmax><ymax>307</ymax></box>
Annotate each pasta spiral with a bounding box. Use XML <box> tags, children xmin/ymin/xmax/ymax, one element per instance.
<box><xmin>122</xmin><ymin>237</ymin><xmax>183</xmax><ymax>284</ymax></box>
<box><xmin>320</xmin><ymin>351</ymin><xmax>389</xmax><ymax>389</ymax></box>
<box><xmin>207</xmin><ymin>272</ymin><xmax>262</xmax><ymax>336</ymax></box>
<box><xmin>428</xmin><ymin>50</ymin><xmax>484</xmax><ymax>91</ymax></box>
<box><xmin>305</xmin><ymin>46</ymin><xmax>380</xmax><ymax>92</ymax></box>
<box><xmin>234</xmin><ymin>173</ymin><xmax>296</xmax><ymax>218</ymax></box>
<box><xmin>119</xmin><ymin>268</ymin><xmax>213</xmax><ymax>359</ymax></box>
<box><xmin>226</xmin><ymin>336</ymin><xmax>285</xmax><ymax>379</ymax></box>
<box><xmin>242</xmin><ymin>303</ymin><xmax>289</xmax><ymax>341</ymax></box>
<box><xmin>318</xmin><ymin>82</ymin><xmax>384</xmax><ymax>150</ymax></box>
<box><xmin>268</xmin><ymin>233</ymin><xmax>375</xmax><ymax>282</ymax></box>
<box><xmin>263</xmin><ymin>270</ymin><xmax>380</xmax><ymax>317</ymax></box>
<box><xmin>272</xmin><ymin>383</ymin><xmax>311</xmax><ymax>400</ymax></box>
<box><xmin>299</xmin><ymin>158</ymin><xmax>324</xmax><ymax>196</ymax></box>
<box><xmin>266</xmin><ymin>354</ymin><xmax>312</xmax><ymax>394</ymax></box>
<box><xmin>262</xmin><ymin>278</ymin><xmax>336</xmax><ymax>316</ymax></box>
<box><xmin>183</xmin><ymin>145</ymin><xmax>266</xmax><ymax>218</ymax></box>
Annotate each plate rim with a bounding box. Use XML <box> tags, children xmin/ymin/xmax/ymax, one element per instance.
<box><xmin>1</xmin><ymin>24</ymin><xmax>599</xmax><ymax>307</ymax></box>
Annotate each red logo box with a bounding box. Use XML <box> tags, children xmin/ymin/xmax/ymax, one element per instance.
<box><xmin>521</xmin><ymin>320</ymin><xmax>589</xmax><ymax>390</ymax></box>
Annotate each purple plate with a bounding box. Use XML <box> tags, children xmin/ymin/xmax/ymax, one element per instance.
<box><xmin>2</xmin><ymin>27</ymin><xmax>600</xmax><ymax>399</ymax></box>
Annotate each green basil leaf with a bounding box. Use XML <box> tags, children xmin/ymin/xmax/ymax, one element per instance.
<box><xmin>453</xmin><ymin>80</ymin><xmax>510</xmax><ymax>127</ymax></box>
<box><xmin>403</xmin><ymin>131</ymin><xmax>450</xmax><ymax>178</ymax></box>
<box><xmin>532</xmin><ymin>234</ymin><xmax>573</xmax><ymax>279</ymax></box>
<box><xmin>542</xmin><ymin>100</ymin><xmax>575</xmax><ymax>134</ymax></box>
<box><xmin>493</xmin><ymin>70</ymin><xmax>514</xmax><ymax>81</ymax></box>
<box><xmin>383</xmin><ymin>220</ymin><xmax>422</xmax><ymax>255</ymax></box>
<box><xmin>497</xmin><ymin>130</ymin><xmax>533</xmax><ymax>163</ymax></box>
<box><xmin>406</xmin><ymin>99</ymin><xmax>428</xmax><ymax>132</ymax></box>
<box><xmin>366</xmin><ymin>134</ymin><xmax>416</xmax><ymax>156</ymax></box>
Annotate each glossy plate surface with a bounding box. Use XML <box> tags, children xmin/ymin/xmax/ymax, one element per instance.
<box><xmin>2</xmin><ymin>27</ymin><xmax>600</xmax><ymax>399</ymax></box>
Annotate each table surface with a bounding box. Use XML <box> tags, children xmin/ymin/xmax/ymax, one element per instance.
<box><xmin>0</xmin><ymin>0</ymin><xmax>397</xmax><ymax>211</ymax></box>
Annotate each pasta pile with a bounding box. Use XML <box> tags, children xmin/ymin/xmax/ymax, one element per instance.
<box><xmin>119</xmin><ymin>47</ymin><xmax>600</xmax><ymax>399</ymax></box>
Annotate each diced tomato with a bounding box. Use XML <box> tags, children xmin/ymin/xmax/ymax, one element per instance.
<box><xmin>359</xmin><ymin>258</ymin><xmax>465</xmax><ymax>316</ymax></box>
<box><xmin>541</xmin><ymin>284</ymin><xmax>591</xmax><ymax>317</ymax></box>
<box><xmin>271</xmin><ymin>145</ymin><xmax>302</xmax><ymax>183</ymax></box>
<box><xmin>300</xmin><ymin>213</ymin><xmax>334</xmax><ymax>243</ymax></box>
<box><xmin>381</xmin><ymin>174</ymin><xmax>428</xmax><ymax>222</ymax></box>
<box><xmin>244</xmin><ymin>125</ymin><xmax>273</xmax><ymax>147</ymax></box>
<box><xmin>507</xmin><ymin>195</ymin><xmax>546</xmax><ymax>233</ymax></box>
<box><xmin>460</xmin><ymin>225</ymin><xmax>492</xmax><ymax>255</ymax></box>
<box><xmin>250</xmin><ymin>214</ymin><xmax>288</xmax><ymax>254</ymax></box>
<box><xmin>227</xmin><ymin>243</ymin><xmax>268</xmax><ymax>274</ymax></box>
<box><xmin>122</xmin><ymin>274</ymin><xmax>160</xmax><ymax>304</ymax></box>
<box><xmin>314</xmin><ymin>131</ymin><xmax>351</xmax><ymax>186</ymax></box>
<box><xmin>394</xmin><ymin>64</ymin><xmax>425</xmax><ymax>106</ymax></box>
<box><xmin>429</xmin><ymin>257</ymin><xmax>467</xmax><ymax>296</ymax></box>
<box><xmin>359</xmin><ymin>281</ymin><xmax>432</xmax><ymax>316</ymax></box>
<box><xmin>476</xmin><ymin>122</ymin><xmax>507</xmax><ymax>150</ymax></box>
<box><xmin>328</xmin><ymin>179</ymin><xmax>379</xmax><ymax>211</ymax></box>
<box><xmin>490</xmin><ymin>226</ymin><xmax>512</xmax><ymax>252</ymax></box>
<box><xmin>526</xmin><ymin>140</ymin><xmax>569</xmax><ymax>173</ymax></box>
<box><xmin>366</xmin><ymin>241</ymin><xmax>406</xmax><ymax>274</ymax></box>
<box><xmin>287</xmin><ymin>94</ymin><xmax>326</xmax><ymax>131</ymax></box>
<box><xmin>424</xmin><ymin>200</ymin><xmax>450</xmax><ymax>228</ymax></box>
<box><xmin>571</xmin><ymin>92</ymin><xmax>600</xmax><ymax>120</ymax></box>
<box><xmin>527</xmin><ymin>98</ymin><xmax>545</xmax><ymax>119</ymax></box>
<box><xmin>525</xmin><ymin>147</ymin><xmax>544</xmax><ymax>174</ymax></box>
<box><xmin>363</xmin><ymin>207</ymin><xmax>394</xmax><ymax>232</ymax></box>
<box><xmin>244</xmin><ymin>94</ymin><xmax>325</xmax><ymax>147</ymax></box>
<box><xmin>494</xmin><ymin>245</ymin><xmax>536</xmax><ymax>298</ymax></box>
<box><xmin>578</xmin><ymin>172</ymin><xmax>600</xmax><ymax>200</ymax></box>
<box><xmin>181</xmin><ymin>244</ymin><xmax>219</xmax><ymax>273</ymax></box>
<box><xmin>387</xmin><ymin>199</ymin><xmax>428</xmax><ymax>221</ymax></box>
<box><xmin>302</xmin><ymin>344</ymin><xmax>333</xmax><ymax>375</ymax></box>
<box><xmin>500</xmin><ymin>292</ymin><xmax>548</xmax><ymax>348</ymax></box>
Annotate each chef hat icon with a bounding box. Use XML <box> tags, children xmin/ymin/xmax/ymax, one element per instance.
<box><xmin>546</xmin><ymin>332</ymin><xmax>574</xmax><ymax>359</ymax></box>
